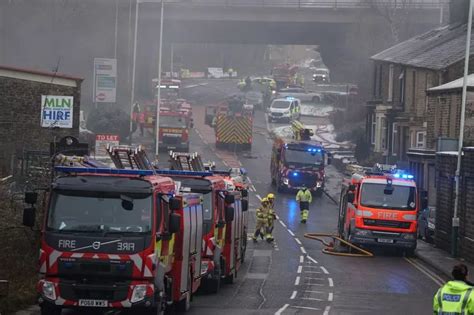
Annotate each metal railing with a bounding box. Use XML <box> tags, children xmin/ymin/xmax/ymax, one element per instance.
<box><xmin>163</xmin><ymin>0</ymin><xmax>448</xmax><ymax>9</ymax></box>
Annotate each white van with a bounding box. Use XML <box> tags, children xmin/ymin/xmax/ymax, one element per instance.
<box><xmin>268</xmin><ymin>97</ymin><xmax>301</xmax><ymax>122</ymax></box>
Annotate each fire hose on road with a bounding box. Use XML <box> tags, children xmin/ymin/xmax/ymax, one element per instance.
<box><xmin>304</xmin><ymin>233</ymin><xmax>374</xmax><ymax>257</ymax></box>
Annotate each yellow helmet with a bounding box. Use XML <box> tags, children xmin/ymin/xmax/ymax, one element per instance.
<box><xmin>261</xmin><ymin>197</ymin><xmax>269</xmax><ymax>204</ymax></box>
<box><xmin>267</xmin><ymin>193</ymin><xmax>275</xmax><ymax>199</ymax></box>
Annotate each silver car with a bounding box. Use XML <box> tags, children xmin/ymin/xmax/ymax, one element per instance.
<box><xmin>276</xmin><ymin>87</ymin><xmax>322</xmax><ymax>103</ymax></box>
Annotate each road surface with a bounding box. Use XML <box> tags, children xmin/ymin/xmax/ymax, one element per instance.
<box><xmin>19</xmin><ymin>79</ymin><xmax>445</xmax><ymax>315</ymax></box>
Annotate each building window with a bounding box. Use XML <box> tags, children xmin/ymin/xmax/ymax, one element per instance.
<box><xmin>381</xmin><ymin>117</ymin><xmax>388</xmax><ymax>150</ymax></box>
<box><xmin>399</xmin><ymin>70</ymin><xmax>405</xmax><ymax>106</ymax></box>
<box><xmin>416</xmin><ymin>131</ymin><xmax>426</xmax><ymax>148</ymax></box>
<box><xmin>392</xmin><ymin>122</ymin><xmax>399</xmax><ymax>156</ymax></box>
<box><xmin>388</xmin><ymin>64</ymin><xmax>394</xmax><ymax>102</ymax></box>
<box><xmin>371</xmin><ymin>114</ymin><xmax>376</xmax><ymax>144</ymax></box>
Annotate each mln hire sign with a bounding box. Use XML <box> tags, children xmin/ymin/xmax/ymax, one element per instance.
<box><xmin>41</xmin><ymin>95</ymin><xmax>74</xmax><ymax>128</ymax></box>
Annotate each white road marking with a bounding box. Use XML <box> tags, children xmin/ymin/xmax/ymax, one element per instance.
<box><xmin>328</xmin><ymin>292</ymin><xmax>334</xmax><ymax>301</ymax></box>
<box><xmin>279</xmin><ymin>220</ymin><xmax>287</xmax><ymax>228</ymax></box>
<box><xmin>295</xmin><ymin>238</ymin><xmax>302</xmax><ymax>245</ymax></box>
<box><xmin>291</xmin><ymin>306</ymin><xmax>321</xmax><ymax>311</ymax></box>
<box><xmin>404</xmin><ymin>257</ymin><xmax>444</xmax><ymax>286</ymax></box>
<box><xmin>324</xmin><ymin>306</ymin><xmax>331</xmax><ymax>315</ymax></box>
<box><xmin>288</xmin><ymin>229</ymin><xmax>295</xmax><ymax>237</ymax></box>
<box><xmin>304</xmin><ymin>270</ymin><xmax>321</xmax><ymax>274</ymax></box>
<box><xmin>297</xmin><ymin>266</ymin><xmax>302</xmax><ymax>274</ymax></box>
<box><xmin>275</xmin><ymin>214</ymin><xmax>280</xmax><ymax>219</ymax></box>
<box><xmin>307</xmin><ymin>255</ymin><xmax>318</xmax><ymax>264</ymax></box>
<box><xmin>300</xmin><ymin>247</ymin><xmax>307</xmax><ymax>254</ymax></box>
<box><xmin>294</xmin><ymin>276</ymin><xmax>300</xmax><ymax>285</ymax></box>
<box><xmin>305</xmin><ymin>277</ymin><xmax>323</xmax><ymax>280</ymax></box>
<box><xmin>320</xmin><ymin>266</ymin><xmax>329</xmax><ymax>274</ymax></box>
<box><xmin>328</xmin><ymin>278</ymin><xmax>334</xmax><ymax>287</ymax></box>
<box><xmin>300</xmin><ymin>297</ymin><xmax>323</xmax><ymax>301</ymax></box>
<box><xmin>300</xmin><ymin>255</ymin><xmax>304</xmax><ymax>263</ymax></box>
<box><xmin>290</xmin><ymin>290</ymin><xmax>297</xmax><ymax>300</ymax></box>
<box><xmin>256</xmin><ymin>194</ymin><xmax>262</xmax><ymax>201</ymax></box>
<box><xmin>275</xmin><ymin>304</ymin><xmax>290</xmax><ymax>315</ymax></box>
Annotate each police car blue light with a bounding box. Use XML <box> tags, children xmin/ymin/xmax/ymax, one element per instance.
<box><xmin>285</xmin><ymin>96</ymin><xmax>295</xmax><ymax>100</ymax></box>
<box><xmin>292</xmin><ymin>172</ymin><xmax>298</xmax><ymax>177</ymax></box>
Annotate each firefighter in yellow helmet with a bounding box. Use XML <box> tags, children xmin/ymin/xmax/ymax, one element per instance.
<box><xmin>265</xmin><ymin>193</ymin><xmax>276</xmax><ymax>242</ymax></box>
<box><xmin>253</xmin><ymin>198</ymin><xmax>270</xmax><ymax>242</ymax></box>
<box><xmin>296</xmin><ymin>184</ymin><xmax>312</xmax><ymax>223</ymax></box>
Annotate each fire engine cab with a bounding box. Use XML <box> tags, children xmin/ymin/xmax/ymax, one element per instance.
<box><xmin>338</xmin><ymin>165</ymin><xmax>419</xmax><ymax>255</ymax></box>
<box><xmin>27</xmin><ymin>167</ymin><xmax>204</xmax><ymax>315</ymax></box>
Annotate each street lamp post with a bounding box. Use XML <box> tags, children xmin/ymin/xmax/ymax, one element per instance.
<box><xmin>451</xmin><ymin>0</ymin><xmax>473</xmax><ymax>258</ymax></box>
<box><xmin>129</xmin><ymin>0</ymin><xmax>140</xmax><ymax>145</ymax></box>
<box><xmin>155</xmin><ymin>0</ymin><xmax>165</xmax><ymax>157</ymax></box>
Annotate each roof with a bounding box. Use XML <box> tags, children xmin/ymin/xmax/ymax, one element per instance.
<box><xmin>371</xmin><ymin>23</ymin><xmax>474</xmax><ymax>70</ymax></box>
<box><xmin>0</xmin><ymin>64</ymin><xmax>83</xmax><ymax>87</ymax></box>
<box><xmin>428</xmin><ymin>73</ymin><xmax>474</xmax><ymax>92</ymax></box>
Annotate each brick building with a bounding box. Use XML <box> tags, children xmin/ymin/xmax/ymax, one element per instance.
<box><xmin>0</xmin><ymin>65</ymin><xmax>83</xmax><ymax>176</ymax></box>
<box><xmin>435</xmin><ymin>149</ymin><xmax>474</xmax><ymax>262</ymax></box>
<box><xmin>365</xmin><ymin>0</ymin><xmax>473</xmax><ymax>207</ymax></box>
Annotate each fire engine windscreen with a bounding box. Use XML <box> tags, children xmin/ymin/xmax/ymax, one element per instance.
<box><xmin>360</xmin><ymin>183</ymin><xmax>416</xmax><ymax>210</ymax></box>
<box><xmin>47</xmin><ymin>191</ymin><xmax>153</xmax><ymax>233</ymax></box>
<box><xmin>159</xmin><ymin>116</ymin><xmax>187</xmax><ymax>128</ymax></box>
<box><xmin>284</xmin><ymin>149</ymin><xmax>323</xmax><ymax>166</ymax></box>
<box><xmin>161</xmin><ymin>89</ymin><xmax>178</xmax><ymax>99</ymax></box>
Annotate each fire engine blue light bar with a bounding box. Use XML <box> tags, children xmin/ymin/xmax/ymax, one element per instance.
<box><xmin>154</xmin><ymin>170</ymin><xmax>213</xmax><ymax>177</ymax></box>
<box><xmin>211</xmin><ymin>170</ymin><xmax>232</xmax><ymax>176</ymax></box>
<box><xmin>393</xmin><ymin>172</ymin><xmax>414</xmax><ymax>180</ymax></box>
<box><xmin>55</xmin><ymin>166</ymin><xmax>155</xmax><ymax>176</ymax></box>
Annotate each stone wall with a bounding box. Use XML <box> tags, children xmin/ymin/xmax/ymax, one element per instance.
<box><xmin>0</xmin><ymin>77</ymin><xmax>81</xmax><ymax>176</ymax></box>
<box><xmin>427</xmin><ymin>91</ymin><xmax>474</xmax><ymax>150</ymax></box>
<box><xmin>435</xmin><ymin>149</ymin><xmax>474</xmax><ymax>262</ymax></box>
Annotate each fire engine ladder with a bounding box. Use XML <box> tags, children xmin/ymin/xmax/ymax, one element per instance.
<box><xmin>291</xmin><ymin>120</ymin><xmax>314</xmax><ymax>141</ymax></box>
<box><xmin>169</xmin><ymin>151</ymin><xmax>205</xmax><ymax>171</ymax></box>
<box><xmin>106</xmin><ymin>145</ymin><xmax>154</xmax><ymax>170</ymax></box>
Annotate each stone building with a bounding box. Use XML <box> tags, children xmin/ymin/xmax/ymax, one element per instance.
<box><xmin>365</xmin><ymin>0</ymin><xmax>473</xmax><ymax>208</ymax></box>
<box><xmin>0</xmin><ymin>65</ymin><xmax>83</xmax><ymax>176</ymax></box>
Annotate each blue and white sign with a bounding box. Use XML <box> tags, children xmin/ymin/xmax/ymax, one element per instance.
<box><xmin>41</xmin><ymin>95</ymin><xmax>74</xmax><ymax>128</ymax></box>
<box><xmin>93</xmin><ymin>58</ymin><xmax>117</xmax><ymax>103</ymax></box>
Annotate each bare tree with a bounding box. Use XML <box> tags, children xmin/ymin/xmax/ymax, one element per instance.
<box><xmin>362</xmin><ymin>0</ymin><xmax>414</xmax><ymax>43</ymax></box>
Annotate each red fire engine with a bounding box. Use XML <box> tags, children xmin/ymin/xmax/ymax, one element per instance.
<box><xmin>271</xmin><ymin>64</ymin><xmax>298</xmax><ymax>90</ymax></box>
<box><xmin>168</xmin><ymin>152</ymin><xmax>248</xmax><ymax>291</ymax></box>
<box><xmin>25</xmin><ymin>166</ymin><xmax>205</xmax><ymax>314</ymax></box>
<box><xmin>159</xmin><ymin>108</ymin><xmax>192</xmax><ymax>152</ymax></box>
<box><xmin>338</xmin><ymin>165</ymin><xmax>420</xmax><ymax>255</ymax></box>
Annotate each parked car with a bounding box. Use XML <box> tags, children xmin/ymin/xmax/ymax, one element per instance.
<box><xmin>276</xmin><ymin>87</ymin><xmax>322</xmax><ymax>103</ymax></box>
<box><xmin>268</xmin><ymin>97</ymin><xmax>301</xmax><ymax>122</ymax></box>
<box><xmin>418</xmin><ymin>206</ymin><xmax>435</xmax><ymax>242</ymax></box>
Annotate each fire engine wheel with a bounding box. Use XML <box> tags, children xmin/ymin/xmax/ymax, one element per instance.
<box><xmin>224</xmin><ymin>269</ymin><xmax>237</xmax><ymax>284</ymax></box>
<box><xmin>40</xmin><ymin>304</ymin><xmax>61</xmax><ymax>315</ymax></box>
<box><xmin>205</xmin><ymin>266</ymin><xmax>221</xmax><ymax>294</ymax></box>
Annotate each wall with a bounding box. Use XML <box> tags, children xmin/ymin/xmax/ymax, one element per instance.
<box><xmin>0</xmin><ymin>76</ymin><xmax>81</xmax><ymax>176</ymax></box>
<box><xmin>435</xmin><ymin>149</ymin><xmax>474</xmax><ymax>262</ymax></box>
<box><xmin>426</xmin><ymin>91</ymin><xmax>474</xmax><ymax>150</ymax></box>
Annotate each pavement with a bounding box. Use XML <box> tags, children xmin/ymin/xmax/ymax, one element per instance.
<box><xmin>416</xmin><ymin>240</ymin><xmax>474</xmax><ymax>282</ymax></box>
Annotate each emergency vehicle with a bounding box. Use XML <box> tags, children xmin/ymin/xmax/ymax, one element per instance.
<box><xmin>25</xmin><ymin>166</ymin><xmax>205</xmax><ymax>314</ymax></box>
<box><xmin>159</xmin><ymin>108</ymin><xmax>192</xmax><ymax>152</ymax></box>
<box><xmin>270</xmin><ymin>121</ymin><xmax>330</xmax><ymax>193</ymax></box>
<box><xmin>271</xmin><ymin>64</ymin><xmax>298</xmax><ymax>90</ymax></box>
<box><xmin>212</xmin><ymin>101</ymin><xmax>253</xmax><ymax>150</ymax></box>
<box><xmin>338</xmin><ymin>165</ymin><xmax>419</xmax><ymax>255</ymax></box>
<box><xmin>168</xmin><ymin>152</ymin><xmax>249</xmax><ymax>291</ymax></box>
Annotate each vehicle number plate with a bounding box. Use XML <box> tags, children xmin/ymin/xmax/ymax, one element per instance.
<box><xmin>378</xmin><ymin>238</ymin><xmax>394</xmax><ymax>244</ymax></box>
<box><xmin>78</xmin><ymin>299</ymin><xmax>107</xmax><ymax>307</ymax></box>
